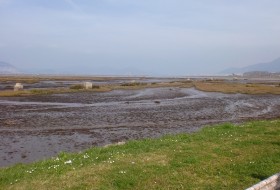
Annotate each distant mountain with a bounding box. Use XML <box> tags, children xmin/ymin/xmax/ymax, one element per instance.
<box><xmin>243</xmin><ymin>71</ymin><xmax>280</xmax><ymax>77</ymax></box>
<box><xmin>0</xmin><ymin>61</ymin><xmax>21</xmax><ymax>74</ymax></box>
<box><xmin>26</xmin><ymin>68</ymin><xmax>59</xmax><ymax>75</ymax></box>
<box><xmin>220</xmin><ymin>57</ymin><xmax>280</xmax><ymax>74</ymax></box>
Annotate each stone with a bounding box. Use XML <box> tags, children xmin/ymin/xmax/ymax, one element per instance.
<box><xmin>83</xmin><ymin>82</ymin><xmax>93</xmax><ymax>89</ymax></box>
<box><xmin>14</xmin><ymin>83</ymin><xmax>23</xmax><ymax>91</ymax></box>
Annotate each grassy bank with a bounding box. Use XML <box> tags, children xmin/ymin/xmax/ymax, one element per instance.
<box><xmin>194</xmin><ymin>81</ymin><xmax>280</xmax><ymax>94</ymax></box>
<box><xmin>0</xmin><ymin>120</ymin><xmax>279</xmax><ymax>189</ymax></box>
<box><xmin>0</xmin><ymin>87</ymin><xmax>112</xmax><ymax>97</ymax></box>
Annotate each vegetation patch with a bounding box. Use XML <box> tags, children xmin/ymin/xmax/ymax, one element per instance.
<box><xmin>2</xmin><ymin>76</ymin><xmax>280</xmax><ymax>97</ymax></box>
<box><xmin>194</xmin><ymin>82</ymin><xmax>280</xmax><ymax>94</ymax></box>
<box><xmin>69</xmin><ymin>84</ymin><xmax>84</xmax><ymax>90</ymax></box>
<box><xmin>0</xmin><ymin>120</ymin><xmax>279</xmax><ymax>189</ymax></box>
<box><xmin>120</xmin><ymin>82</ymin><xmax>147</xmax><ymax>87</ymax></box>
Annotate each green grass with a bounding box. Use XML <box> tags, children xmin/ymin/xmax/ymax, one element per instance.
<box><xmin>0</xmin><ymin>120</ymin><xmax>280</xmax><ymax>189</ymax></box>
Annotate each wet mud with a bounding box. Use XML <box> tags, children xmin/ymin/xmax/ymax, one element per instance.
<box><xmin>1</xmin><ymin>87</ymin><xmax>280</xmax><ymax>167</ymax></box>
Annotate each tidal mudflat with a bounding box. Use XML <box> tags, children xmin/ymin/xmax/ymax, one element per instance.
<box><xmin>1</xmin><ymin>87</ymin><xmax>280</xmax><ymax>167</ymax></box>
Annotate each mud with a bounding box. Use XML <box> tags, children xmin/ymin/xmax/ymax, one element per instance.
<box><xmin>1</xmin><ymin>87</ymin><xmax>280</xmax><ymax>167</ymax></box>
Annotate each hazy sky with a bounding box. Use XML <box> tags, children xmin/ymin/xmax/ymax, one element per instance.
<box><xmin>0</xmin><ymin>0</ymin><xmax>280</xmax><ymax>75</ymax></box>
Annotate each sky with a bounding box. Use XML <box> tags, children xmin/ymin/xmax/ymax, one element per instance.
<box><xmin>0</xmin><ymin>0</ymin><xmax>280</xmax><ymax>75</ymax></box>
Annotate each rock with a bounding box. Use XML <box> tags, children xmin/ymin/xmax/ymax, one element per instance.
<box><xmin>83</xmin><ymin>82</ymin><xmax>93</xmax><ymax>89</ymax></box>
<box><xmin>104</xmin><ymin>141</ymin><xmax>126</xmax><ymax>148</ymax></box>
<box><xmin>14</xmin><ymin>83</ymin><xmax>23</xmax><ymax>91</ymax></box>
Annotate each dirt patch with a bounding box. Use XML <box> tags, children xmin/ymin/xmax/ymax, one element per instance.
<box><xmin>1</xmin><ymin>87</ymin><xmax>280</xmax><ymax>167</ymax></box>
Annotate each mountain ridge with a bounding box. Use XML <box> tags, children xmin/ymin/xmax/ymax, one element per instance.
<box><xmin>0</xmin><ymin>61</ymin><xmax>21</xmax><ymax>74</ymax></box>
<box><xmin>221</xmin><ymin>57</ymin><xmax>280</xmax><ymax>74</ymax></box>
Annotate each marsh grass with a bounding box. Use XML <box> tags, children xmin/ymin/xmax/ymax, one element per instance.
<box><xmin>194</xmin><ymin>82</ymin><xmax>280</xmax><ymax>94</ymax></box>
<box><xmin>0</xmin><ymin>86</ymin><xmax>110</xmax><ymax>97</ymax></box>
<box><xmin>69</xmin><ymin>84</ymin><xmax>84</xmax><ymax>90</ymax></box>
<box><xmin>113</xmin><ymin>81</ymin><xmax>193</xmax><ymax>91</ymax></box>
<box><xmin>0</xmin><ymin>88</ymin><xmax>72</xmax><ymax>97</ymax></box>
<box><xmin>0</xmin><ymin>77</ymin><xmax>40</xmax><ymax>84</ymax></box>
<box><xmin>0</xmin><ymin>120</ymin><xmax>279</xmax><ymax>189</ymax></box>
<box><xmin>120</xmin><ymin>82</ymin><xmax>146</xmax><ymax>87</ymax></box>
<box><xmin>1</xmin><ymin>76</ymin><xmax>280</xmax><ymax>97</ymax></box>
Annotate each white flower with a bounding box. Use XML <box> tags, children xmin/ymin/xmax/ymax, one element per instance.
<box><xmin>64</xmin><ymin>160</ymin><xmax>72</xmax><ymax>164</ymax></box>
<box><xmin>83</xmin><ymin>154</ymin><xmax>89</xmax><ymax>159</ymax></box>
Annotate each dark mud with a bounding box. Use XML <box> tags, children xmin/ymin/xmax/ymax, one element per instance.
<box><xmin>1</xmin><ymin>87</ymin><xmax>280</xmax><ymax>167</ymax></box>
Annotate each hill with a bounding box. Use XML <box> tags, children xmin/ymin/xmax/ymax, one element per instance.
<box><xmin>0</xmin><ymin>61</ymin><xmax>21</xmax><ymax>74</ymax></box>
<box><xmin>221</xmin><ymin>57</ymin><xmax>280</xmax><ymax>74</ymax></box>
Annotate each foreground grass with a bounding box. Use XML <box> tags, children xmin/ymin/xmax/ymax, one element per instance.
<box><xmin>0</xmin><ymin>120</ymin><xmax>279</xmax><ymax>190</ymax></box>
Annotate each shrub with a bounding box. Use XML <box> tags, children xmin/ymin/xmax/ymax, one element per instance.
<box><xmin>120</xmin><ymin>82</ymin><xmax>146</xmax><ymax>87</ymax></box>
<box><xmin>70</xmin><ymin>84</ymin><xmax>84</xmax><ymax>90</ymax></box>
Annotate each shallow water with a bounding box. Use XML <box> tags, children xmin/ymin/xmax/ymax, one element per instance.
<box><xmin>1</xmin><ymin>87</ymin><xmax>280</xmax><ymax>167</ymax></box>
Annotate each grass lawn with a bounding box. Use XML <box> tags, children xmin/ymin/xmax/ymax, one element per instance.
<box><xmin>0</xmin><ymin>120</ymin><xmax>279</xmax><ymax>190</ymax></box>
